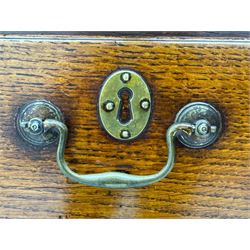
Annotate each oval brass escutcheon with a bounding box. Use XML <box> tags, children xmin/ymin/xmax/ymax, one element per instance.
<box><xmin>98</xmin><ymin>69</ymin><xmax>152</xmax><ymax>141</ymax></box>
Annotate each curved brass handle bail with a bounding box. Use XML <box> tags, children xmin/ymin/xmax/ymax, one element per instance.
<box><xmin>43</xmin><ymin>119</ymin><xmax>194</xmax><ymax>189</ymax></box>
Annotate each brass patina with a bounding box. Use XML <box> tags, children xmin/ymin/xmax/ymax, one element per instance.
<box><xmin>98</xmin><ymin>69</ymin><xmax>152</xmax><ymax>141</ymax></box>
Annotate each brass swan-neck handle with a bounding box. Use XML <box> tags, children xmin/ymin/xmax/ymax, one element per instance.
<box><xmin>43</xmin><ymin>119</ymin><xmax>194</xmax><ymax>189</ymax></box>
<box><xmin>16</xmin><ymin>100</ymin><xmax>222</xmax><ymax>189</ymax></box>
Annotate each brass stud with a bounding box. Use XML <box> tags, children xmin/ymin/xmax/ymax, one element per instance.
<box><xmin>121</xmin><ymin>72</ymin><xmax>131</xmax><ymax>83</ymax></box>
<box><xmin>140</xmin><ymin>99</ymin><xmax>150</xmax><ymax>111</ymax></box>
<box><xmin>103</xmin><ymin>101</ymin><xmax>115</xmax><ymax>112</ymax></box>
<box><xmin>120</xmin><ymin>130</ymin><xmax>131</xmax><ymax>139</ymax></box>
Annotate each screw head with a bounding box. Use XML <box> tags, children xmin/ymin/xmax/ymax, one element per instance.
<box><xmin>140</xmin><ymin>99</ymin><xmax>150</xmax><ymax>110</ymax></box>
<box><xmin>121</xmin><ymin>72</ymin><xmax>131</xmax><ymax>83</ymax></box>
<box><xmin>28</xmin><ymin>118</ymin><xmax>44</xmax><ymax>135</ymax></box>
<box><xmin>31</xmin><ymin>123</ymin><xmax>39</xmax><ymax>131</ymax></box>
<box><xmin>120</xmin><ymin>130</ymin><xmax>131</xmax><ymax>139</ymax></box>
<box><xmin>103</xmin><ymin>101</ymin><xmax>115</xmax><ymax>112</ymax></box>
<box><xmin>197</xmin><ymin>122</ymin><xmax>209</xmax><ymax>135</ymax></box>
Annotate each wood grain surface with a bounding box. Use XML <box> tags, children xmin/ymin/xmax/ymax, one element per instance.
<box><xmin>0</xmin><ymin>34</ymin><xmax>249</xmax><ymax>218</ymax></box>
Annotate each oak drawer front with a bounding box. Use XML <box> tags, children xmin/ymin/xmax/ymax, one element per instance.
<box><xmin>0</xmin><ymin>34</ymin><xmax>249</xmax><ymax>218</ymax></box>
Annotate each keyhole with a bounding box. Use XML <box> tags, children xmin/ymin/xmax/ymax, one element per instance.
<box><xmin>117</xmin><ymin>87</ymin><xmax>133</xmax><ymax>124</ymax></box>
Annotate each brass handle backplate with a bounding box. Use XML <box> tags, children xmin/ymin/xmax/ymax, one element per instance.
<box><xmin>16</xmin><ymin>100</ymin><xmax>222</xmax><ymax>189</ymax></box>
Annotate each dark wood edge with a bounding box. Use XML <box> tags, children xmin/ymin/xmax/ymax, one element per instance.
<box><xmin>0</xmin><ymin>31</ymin><xmax>249</xmax><ymax>38</ymax></box>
